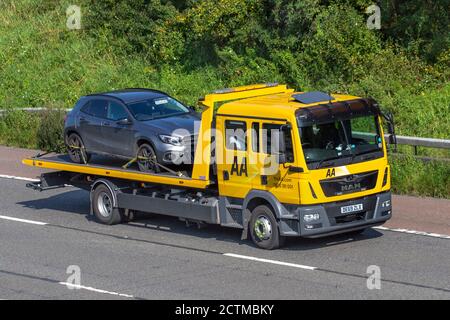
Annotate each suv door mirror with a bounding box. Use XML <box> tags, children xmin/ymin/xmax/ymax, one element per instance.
<box><xmin>117</xmin><ymin>118</ymin><xmax>133</xmax><ymax>125</ymax></box>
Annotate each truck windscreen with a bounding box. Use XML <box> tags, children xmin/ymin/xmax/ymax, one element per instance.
<box><xmin>295</xmin><ymin>98</ymin><xmax>384</xmax><ymax>169</ymax></box>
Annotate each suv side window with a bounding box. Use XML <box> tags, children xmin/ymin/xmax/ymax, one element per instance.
<box><xmin>89</xmin><ymin>99</ymin><xmax>108</xmax><ymax>119</ymax></box>
<box><xmin>107</xmin><ymin>101</ymin><xmax>128</xmax><ymax>121</ymax></box>
<box><xmin>80</xmin><ymin>101</ymin><xmax>91</xmax><ymax>115</ymax></box>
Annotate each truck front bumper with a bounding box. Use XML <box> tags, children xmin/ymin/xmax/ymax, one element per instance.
<box><xmin>279</xmin><ymin>191</ymin><xmax>392</xmax><ymax>238</ymax></box>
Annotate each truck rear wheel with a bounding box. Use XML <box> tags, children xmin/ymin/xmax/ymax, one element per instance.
<box><xmin>92</xmin><ymin>184</ymin><xmax>123</xmax><ymax>225</ymax></box>
<box><xmin>249</xmin><ymin>205</ymin><xmax>285</xmax><ymax>250</ymax></box>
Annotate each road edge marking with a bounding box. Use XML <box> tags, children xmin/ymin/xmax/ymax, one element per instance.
<box><xmin>224</xmin><ymin>253</ymin><xmax>317</xmax><ymax>270</ymax></box>
<box><xmin>58</xmin><ymin>282</ymin><xmax>134</xmax><ymax>298</ymax></box>
<box><xmin>374</xmin><ymin>226</ymin><xmax>450</xmax><ymax>239</ymax></box>
<box><xmin>0</xmin><ymin>215</ymin><xmax>47</xmax><ymax>226</ymax></box>
<box><xmin>0</xmin><ymin>174</ymin><xmax>38</xmax><ymax>182</ymax></box>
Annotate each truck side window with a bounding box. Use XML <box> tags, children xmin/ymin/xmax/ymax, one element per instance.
<box><xmin>262</xmin><ymin>123</ymin><xmax>294</xmax><ymax>162</ymax></box>
<box><xmin>252</xmin><ymin>122</ymin><xmax>260</xmax><ymax>152</ymax></box>
<box><xmin>225</xmin><ymin>120</ymin><xmax>247</xmax><ymax>151</ymax></box>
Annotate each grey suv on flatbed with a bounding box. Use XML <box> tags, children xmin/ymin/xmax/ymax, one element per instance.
<box><xmin>64</xmin><ymin>89</ymin><xmax>199</xmax><ymax>172</ymax></box>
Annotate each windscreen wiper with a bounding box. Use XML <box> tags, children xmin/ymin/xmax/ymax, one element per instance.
<box><xmin>354</xmin><ymin>149</ymin><xmax>382</xmax><ymax>161</ymax></box>
<box><xmin>315</xmin><ymin>154</ymin><xmax>353</xmax><ymax>169</ymax></box>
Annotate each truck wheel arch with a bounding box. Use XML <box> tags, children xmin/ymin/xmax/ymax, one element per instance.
<box><xmin>90</xmin><ymin>179</ymin><xmax>119</xmax><ymax>215</ymax></box>
<box><xmin>240</xmin><ymin>190</ymin><xmax>283</xmax><ymax>241</ymax></box>
<box><xmin>243</xmin><ymin>190</ymin><xmax>283</xmax><ymax>219</ymax></box>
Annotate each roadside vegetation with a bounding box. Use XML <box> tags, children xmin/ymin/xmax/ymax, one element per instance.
<box><xmin>0</xmin><ymin>0</ymin><xmax>448</xmax><ymax>197</ymax></box>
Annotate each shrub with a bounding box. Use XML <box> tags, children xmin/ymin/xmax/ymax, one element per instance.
<box><xmin>0</xmin><ymin>110</ymin><xmax>39</xmax><ymax>148</ymax></box>
<box><xmin>37</xmin><ymin>109</ymin><xmax>66</xmax><ymax>153</ymax></box>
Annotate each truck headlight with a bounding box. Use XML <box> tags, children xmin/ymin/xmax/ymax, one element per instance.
<box><xmin>159</xmin><ymin>135</ymin><xmax>183</xmax><ymax>146</ymax></box>
<box><xmin>303</xmin><ymin>213</ymin><xmax>320</xmax><ymax>223</ymax></box>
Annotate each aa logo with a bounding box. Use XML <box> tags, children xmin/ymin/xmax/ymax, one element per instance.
<box><xmin>326</xmin><ymin>168</ymin><xmax>335</xmax><ymax>178</ymax></box>
<box><xmin>230</xmin><ymin>156</ymin><xmax>248</xmax><ymax>177</ymax></box>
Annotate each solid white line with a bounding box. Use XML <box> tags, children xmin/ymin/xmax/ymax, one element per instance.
<box><xmin>0</xmin><ymin>215</ymin><xmax>47</xmax><ymax>226</ymax></box>
<box><xmin>0</xmin><ymin>174</ymin><xmax>39</xmax><ymax>182</ymax></box>
<box><xmin>224</xmin><ymin>253</ymin><xmax>317</xmax><ymax>270</ymax></box>
<box><xmin>59</xmin><ymin>282</ymin><xmax>134</xmax><ymax>298</ymax></box>
<box><xmin>374</xmin><ymin>226</ymin><xmax>450</xmax><ymax>239</ymax></box>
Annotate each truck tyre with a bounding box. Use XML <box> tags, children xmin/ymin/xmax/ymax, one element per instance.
<box><xmin>92</xmin><ymin>184</ymin><xmax>123</xmax><ymax>225</ymax></box>
<box><xmin>137</xmin><ymin>143</ymin><xmax>160</xmax><ymax>173</ymax></box>
<box><xmin>249</xmin><ymin>205</ymin><xmax>285</xmax><ymax>250</ymax></box>
<box><xmin>67</xmin><ymin>133</ymin><xmax>90</xmax><ymax>164</ymax></box>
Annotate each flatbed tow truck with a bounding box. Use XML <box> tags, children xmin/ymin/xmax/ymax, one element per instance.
<box><xmin>23</xmin><ymin>83</ymin><xmax>395</xmax><ymax>249</ymax></box>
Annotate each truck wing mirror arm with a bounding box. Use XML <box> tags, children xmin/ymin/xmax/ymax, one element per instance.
<box><xmin>381</xmin><ymin>110</ymin><xmax>397</xmax><ymax>152</ymax></box>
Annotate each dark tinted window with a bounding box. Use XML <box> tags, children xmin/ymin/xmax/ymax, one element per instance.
<box><xmin>225</xmin><ymin>120</ymin><xmax>247</xmax><ymax>151</ymax></box>
<box><xmin>262</xmin><ymin>123</ymin><xmax>294</xmax><ymax>162</ymax></box>
<box><xmin>89</xmin><ymin>99</ymin><xmax>108</xmax><ymax>118</ymax></box>
<box><xmin>252</xmin><ymin>122</ymin><xmax>260</xmax><ymax>152</ymax></box>
<box><xmin>80</xmin><ymin>102</ymin><xmax>91</xmax><ymax>114</ymax></box>
<box><xmin>107</xmin><ymin>102</ymin><xmax>128</xmax><ymax>121</ymax></box>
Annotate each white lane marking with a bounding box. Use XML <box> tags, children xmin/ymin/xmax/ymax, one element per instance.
<box><xmin>59</xmin><ymin>282</ymin><xmax>134</xmax><ymax>298</ymax></box>
<box><xmin>224</xmin><ymin>253</ymin><xmax>317</xmax><ymax>270</ymax></box>
<box><xmin>0</xmin><ymin>215</ymin><xmax>47</xmax><ymax>226</ymax></box>
<box><xmin>374</xmin><ymin>226</ymin><xmax>450</xmax><ymax>239</ymax></box>
<box><xmin>0</xmin><ymin>174</ymin><xmax>38</xmax><ymax>182</ymax></box>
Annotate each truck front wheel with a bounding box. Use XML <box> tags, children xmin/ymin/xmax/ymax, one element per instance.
<box><xmin>249</xmin><ymin>205</ymin><xmax>285</xmax><ymax>250</ymax></box>
<box><xmin>92</xmin><ymin>184</ymin><xmax>123</xmax><ymax>225</ymax></box>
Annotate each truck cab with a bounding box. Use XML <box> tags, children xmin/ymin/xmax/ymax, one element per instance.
<box><xmin>207</xmin><ymin>84</ymin><xmax>393</xmax><ymax>248</ymax></box>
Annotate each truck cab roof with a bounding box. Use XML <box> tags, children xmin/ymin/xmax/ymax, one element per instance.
<box><xmin>217</xmin><ymin>91</ymin><xmax>363</xmax><ymax>120</ymax></box>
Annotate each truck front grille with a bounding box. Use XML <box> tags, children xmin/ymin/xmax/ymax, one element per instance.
<box><xmin>320</xmin><ymin>170</ymin><xmax>378</xmax><ymax>197</ymax></box>
<box><xmin>334</xmin><ymin>212</ymin><xmax>366</xmax><ymax>224</ymax></box>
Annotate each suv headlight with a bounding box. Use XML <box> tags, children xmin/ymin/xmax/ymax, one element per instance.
<box><xmin>159</xmin><ymin>135</ymin><xmax>183</xmax><ymax>146</ymax></box>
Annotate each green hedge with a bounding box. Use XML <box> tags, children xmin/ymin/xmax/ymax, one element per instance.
<box><xmin>0</xmin><ymin>0</ymin><xmax>449</xmax><ymax>198</ymax></box>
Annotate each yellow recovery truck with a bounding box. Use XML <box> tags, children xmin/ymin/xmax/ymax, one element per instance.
<box><xmin>24</xmin><ymin>83</ymin><xmax>395</xmax><ymax>249</ymax></box>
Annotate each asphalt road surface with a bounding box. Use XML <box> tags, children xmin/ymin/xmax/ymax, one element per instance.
<box><xmin>0</xmin><ymin>177</ymin><xmax>449</xmax><ymax>300</ymax></box>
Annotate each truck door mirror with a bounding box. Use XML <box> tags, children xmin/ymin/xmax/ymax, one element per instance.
<box><xmin>382</xmin><ymin>111</ymin><xmax>397</xmax><ymax>152</ymax></box>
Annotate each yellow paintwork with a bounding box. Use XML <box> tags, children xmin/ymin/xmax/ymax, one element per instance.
<box><xmin>213</xmin><ymin>85</ymin><xmax>390</xmax><ymax>205</ymax></box>
<box><xmin>22</xmin><ymin>158</ymin><xmax>210</xmax><ymax>189</ymax></box>
<box><xmin>23</xmin><ymin>83</ymin><xmax>390</xmax><ymax>205</ymax></box>
<box><xmin>191</xmin><ymin>83</ymin><xmax>294</xmax><ymax>182</ymax></box>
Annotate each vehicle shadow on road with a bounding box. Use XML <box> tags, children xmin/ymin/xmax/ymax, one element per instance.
<box><xmin>17</xmin><ymin>189</ymin><xmax>90</xmax><ymax>215</ymax></box>
<box><xmin>16</xmin><ymin>190</ymin><xmax>384</xmax><ymax>251</ymax></box>
<box><xmin>128</xmin><ymin>213</ymin><xmax>384</xmax><ymax>251</ymax></box>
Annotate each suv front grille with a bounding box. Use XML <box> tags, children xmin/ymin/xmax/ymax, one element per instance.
<box><xmin>320</xmin><ymin>170</ymin><xmax>378</xmax><ymax>197</ymax></box>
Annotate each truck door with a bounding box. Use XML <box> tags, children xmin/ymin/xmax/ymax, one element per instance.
<box><xmin>249</xmin><ymin>121</ymin><xmax>301</xmax><ymax>205</ymax></box>
<box><xmin>216</xmin><ymin>118</ymin><xmax>254</xmax><ymax>198</ymax></box>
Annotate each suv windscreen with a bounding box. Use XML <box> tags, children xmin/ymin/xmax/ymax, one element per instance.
<box><xmin>127</xmin><ymin>96</ymin><xmax>189</xmax><ymax>121</ymax></box>
<box><xmin>299</xmin><ymin>115</ymin><xmax>383</xmax><ymax>169</ymax></box>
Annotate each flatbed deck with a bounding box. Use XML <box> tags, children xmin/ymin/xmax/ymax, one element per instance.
<box><xmin>22</xmin><ymin>154</ymin><xmax>212</xmax><ymax>189</ymax></box>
